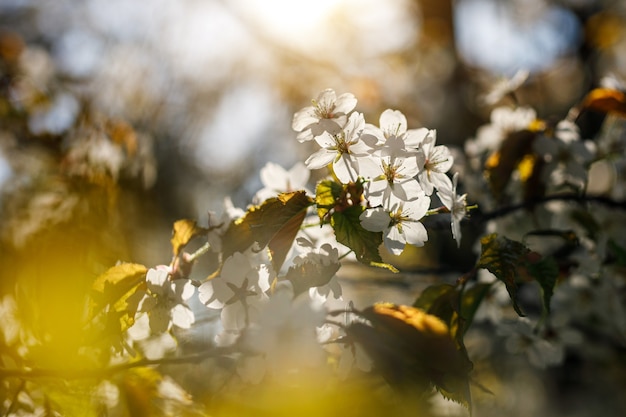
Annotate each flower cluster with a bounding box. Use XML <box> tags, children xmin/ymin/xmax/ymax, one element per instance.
<box><xmin>293</xmin><ymin>88</ymin><xmax>468</xmax><ymax>252</ymax></box>
<box><xmin>5</xmin><ymin>80</ymin><xmax>626</xmax><ymax>417</ymax></box>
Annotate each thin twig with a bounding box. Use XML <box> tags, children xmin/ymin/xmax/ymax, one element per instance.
<box><xmin>0</xmin><ymin>348</ymin><xmax>233</xmax><ymax>381</ymax></box>
<box><xmin>473</xmin><ymin>193</ymin><xmax>626</xmax><ymax>224</ymax></box>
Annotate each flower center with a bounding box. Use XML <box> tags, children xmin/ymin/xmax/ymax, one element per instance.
<box><xmin>382</xmin><ymin>159</ymin><xmax>403</xmax><ymax>184</ymax></box>
<box><xmin>312</xmin><ymin>99</ymin><xmax>335</xmax><ymax>119</ymax></box>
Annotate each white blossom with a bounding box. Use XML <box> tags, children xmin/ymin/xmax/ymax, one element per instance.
<box><xmin>305</xmin><ymin>112</ymin><xmax>372</xmax><ymax>184</ymax></box>
<box><xmin>360</xmin><ymin>193</ymin><xmax>430</xmax><ymax>255</ymax></box>
<box><xmin>415</xmin><ymin>129</ymin><xmax>453</xmax><ymax>195</ymax></box>
<box><xmin>436</xmin><ymin>172</ymin><xmax>468</xmax><ymax>247</ymax></box>
<box><xmin>253</xmin><ymin>161</ymin><xmax>311</xmax><ymax>204</ymax></box>
<box><xmin>138</xmin><ymin>268</ymin><xmax>195</xmax><ymax>333</ymax></box>
<box><xmin>292</xmin><ymin>89</ymin><xmax>357</xmax><ymax>142</ymax></box>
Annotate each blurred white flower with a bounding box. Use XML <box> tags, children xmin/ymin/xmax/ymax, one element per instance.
<box><xmin>482</xmin><ymin>69</ymin><xmax>529</xmax><ymax>105</ymax></box>
<box><xmin>499</xmin><ymin>317</ymin><xmax>564</xmax><ymax>369</ymax></box>
<box><xmin>533</xmin><ymin>120</ymin><xmax>595</xmax><ymax>189</ymax></box>
<box><xmin>466</xmin><ymin>106</ymin><xmax>537</xmax><ymax>156</ymax></box>
<box><xmin>138</xmin><ymin>268</ymin><xmax>195</xmax><ymax>333</ymax></box>
<box><xmin>239</xmin><ymin>288</ymin><xmax>327</xmax><ymax>381</ymax></box>
<box><xmin>199</xmin><ymin>252</ymin><xmax>272</xmax><ymax>330</ymax></box>
<box><xmin>253</xmin><ymin>161</ymin><xmax>311</xmax><ymax>203</ymax></box>
<box><xmin>292</xmin><ymin>241</ymin><xmax>342</xmax><ymax>301</ymax></box>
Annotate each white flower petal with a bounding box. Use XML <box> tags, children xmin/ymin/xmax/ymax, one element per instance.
<box><xmin>171</xmin><ymin>304</ymin><xmax>194</xmax><ymax>329</ymax></box>
<box><xmin>379</xmin><ymin>109</ymin><xmax>407</xmax><ymax>136</ymax></box>
<box><xmin>384</xmin><ymin>226</ymin><xmax>406</xmax><ymax>255</ymax></box>
<box><xmin>359</xmin><ymin>207</ymin><xmax>390</xmax><ymax>232</ymax></box>
<box><xmin>402</xmin><ymin>221</ymin><xmax>428</xmax><ymax>247</ymax></box>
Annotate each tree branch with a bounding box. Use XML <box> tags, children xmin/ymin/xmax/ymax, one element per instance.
<box><xmin>0</xmin><ymin>348</ymin><xmax>233</xmax><ymax>381</ymax></box>
<box><xmin>474</xmin><ymin>193</ymin><xmax>626</xmax><ymax>223</ymax></box>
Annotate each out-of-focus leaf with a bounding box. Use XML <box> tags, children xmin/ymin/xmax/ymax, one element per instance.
<box><xmin>413</xmin><ymin>284</ymin><xmax>459</xmax><ymax>339</ymax></box>
<box><xmin>484</xmin><ymin>129</ymin><xmax>537</xmax><ymax>201</ymax></box>
<box><xmin>39</xmin><ymin>380</ymin><xmax>101</xmax><ymax>417</ymax></box>
<box><xmin>347</xmin><ymin>303</ymin><xmax>473</xmax><ymax>409</ymax></box>
<box><xmin>89</xmin><ymin>263</ymin><xmax>147</xmax><ymax>338</ymax></box>
<box><xmin>91</xmin><ymin>263</ymin><xmax>147</xmax><ymax>310</ymax></box>
<box><xmin>221</xmin><ymin>191</ymin><xmax>313</xmax><ymax>272</ymax></box>
<box><xmin>414</xmin><ymin>283</ymin><xmax>457</xmax><ymax>312</ymax></box>
<box><xmin>414</xmin><ymin>282</ymin><xmax>492</xmax><ymax>346</ymax></box>
<box><xmin>459</xmin><ymin>283</ymin><xmax>492</xmax><ymax>332</ymax></box>
<box><xmin>579</xmin><ymin>88</ymin><xmax>626</xmax><ymax>118</ymax></box>
<box><xmin>120</xmin><ymin>367</ymin><xmax>163</xmax><ymax>417</ymax></box>
<box><xmin>284</xmin><ymin>261</ymin><xmax>340</xmax><ymax>296</ymax></box>
<box><xmin>607</xmin><ymin>238</ymin><xmax>626</xmax><ymax>266</ymax></box>
<box><xmin>171</xmin><ymin>219</ymin><xmax>208</xmax><ymax>257</ymax></box>
<box><xmin>477</xmin><ymin>233</ymin><xmax>530</xmax><ymax>316</ymax></box>
<box><xmin>525</xmin><ymin>255</ymin><xmax>558</xmax><ymax>316</ymax></box>
<box><xmin>521</xmin><ymin>154</ymin><xmax>546</xmax><ymax>203</ymax></box>
<box><xmin>570</xmin><ymin>209</ymin><xmax>600</xmax><ymax>240</ymax></box>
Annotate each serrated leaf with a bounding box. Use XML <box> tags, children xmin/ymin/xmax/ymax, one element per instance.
<box><xmin>91</xmin><ymin>263</ymin><xmax>147</xmax><ymax>307</ymax></box>
<box><xmin>477</xmin><ymin>233</ymin><xmax>530</xmax><ymax>316</ymax></box>
<box><xmin>171</xmin><ymin>219</ymin><xmax>208</xmax><ymax>257</ymax></box>
<box><xmin>347</xmin><ymin>303</ymin><xmax>473</xmax><ymax>409</ymax></box>
<box><xmin>315</xmin><ymin>179</ymin><xmax>344</xmax><ymax>221</ymax></box>
<box><xmin>332</xmin><ymin>205</ymin><xmax>393</xmax><ymax>270</ymax></box>
<box><xmin>525</xmin><ymin>255</ymin><xmax>558</xmax><ymax>315</ymax></box>
<box><xmin>221</xmin><ymin>191</ymin><xmax>313</xmax><ymax>272</ymax></box>
<box><xmin>284</xmin><ymin>261</ymin><xmax>340</xmax><ymax>296</ymax></box>
<box><xmin>89</xmin><ymin>263</ymin><xmax>147</xmax><ymax>337</ymax></box>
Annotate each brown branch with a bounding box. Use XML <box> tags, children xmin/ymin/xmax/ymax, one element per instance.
<box><xmin>473</xmin><ymin>193</ymin><xmax>626</xmax><ymax>223</ymax></box>
<box><xmin>0</xmin><ymin>348</ymin><xmax>233</xmax><ymax>381</ymax></box>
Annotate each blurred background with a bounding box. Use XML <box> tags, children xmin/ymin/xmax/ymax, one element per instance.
<box><xmin>1</xmin><ymin>0</ymin><xmax>624</xmax><ymax>265</ymax></box>
<box><xmin>0</xmin><ymin>0</ymin><xmax>625</xmax><ymax>415</ymax></box>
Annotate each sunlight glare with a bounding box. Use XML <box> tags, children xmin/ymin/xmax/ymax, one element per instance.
<box><xmin>236</xmin><ymin>0</ymin><xmax>342</xmax><ymax>52</ymax></box>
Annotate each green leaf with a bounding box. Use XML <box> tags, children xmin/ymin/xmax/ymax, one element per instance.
<box><xmin>284</xmin><ymin>261</ymin><xmax>341</xmax><ymax>296</ymax></box>
<box><xmin>525</xmin><ymin>255</ymin><xmax>558</xmax><ymax>315</ymax></box>
<box><xmin>459</xmin><ymin>283</ymin><xmax>492</xmax><ymax>332</ymax></box>
<box><xmin>477</xmin><ymin>233</ymin><xmax>530</xmax><ymax>316</ymax></box>
<box><xmin>607</xmin><ymin>238</ymin><xmax>626</xmax><ymax>266</ymax></box>
<box><xmin>314</xmin><ymin>179</ymin><xmax>396</xmax><ymax>270</ymax></box>
<box><xmin>413</xmin><ymin>283</ymin><xmax>457</xmax><ymax>312</ymax></box>
<box><xmin>332</xmin><ymin>206</ymin><xmax>396</xmax><ymax>270</ymax></box>
<box><xmin>221</xmin><ymin>191</ymin><xmax>313</xmax><ymax>272</ymax></box>
<box><xmin>315</xmin><ymin>179</ymin><xmax>344</xmax><ymax>221</ymax></box>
